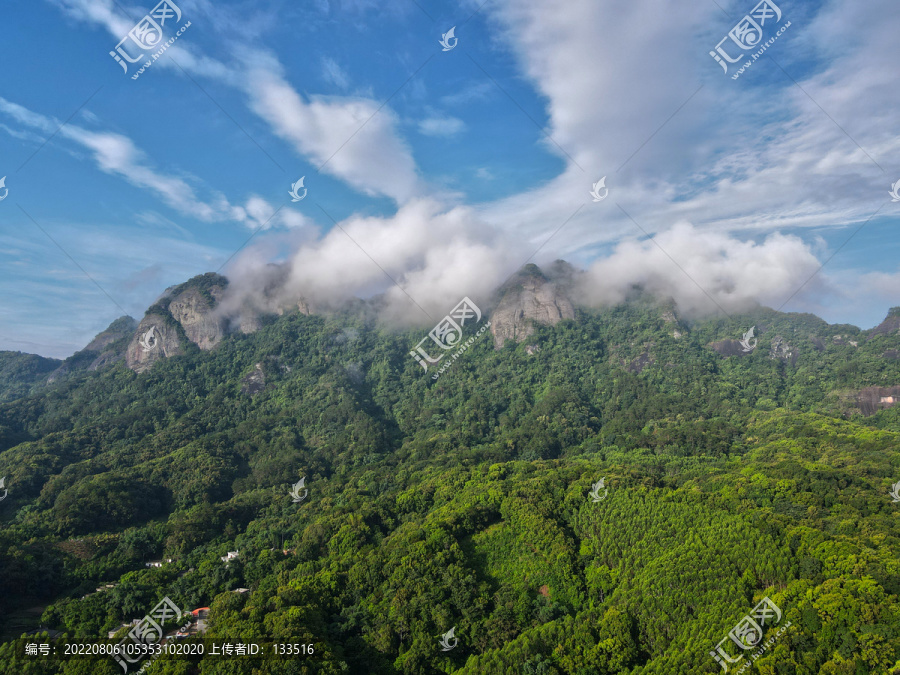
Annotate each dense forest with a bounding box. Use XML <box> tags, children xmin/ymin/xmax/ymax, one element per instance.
<box><xmin>0</xmin><ymin>289</ymin><xmax>899</xmax><ymax>674</ymax></box>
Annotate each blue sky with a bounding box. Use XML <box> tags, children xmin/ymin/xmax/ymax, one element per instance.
<box><xmin>1</xmin><ymin>0</ymin><xmax>898</xmax><ymax>357</ymax></box>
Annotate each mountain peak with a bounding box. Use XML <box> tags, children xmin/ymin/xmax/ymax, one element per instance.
<box><xmin>490</xmin><ymin>264</ymin><xmax>575</xmax><ymax>349</ymax></box>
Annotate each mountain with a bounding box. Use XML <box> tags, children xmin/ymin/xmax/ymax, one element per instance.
<box><xmin>490</xmin><ymin>263</ymin><xmax>575</xmax><ymax>349</ymax></box>
<box><xmin>1</xmin><ymin>265</ymin><xmax>900</xmax><ymax>674</ymax></box>
<box><xmin>125</xmin><ymin>273</ymin><xmax>228</xmax><ymax>373</ymax></box>
<box><xmin>0</xmin><ymin>352</ymin><xmax>60</xmax><ymax>403</ymax></box>
<box><xmin>47</xmin><ymin>315</ymin><xmax>138</xmax><ymax>382</ymax></box>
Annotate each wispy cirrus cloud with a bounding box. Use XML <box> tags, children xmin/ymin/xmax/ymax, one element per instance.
<box><xmin>418</xmin><ymin>114</ymin><xmax>466</xmax><ymax>137</ymax></box>
<box><xmin>45</xmin><ymin>0</ymin><xmax>423</xmax><ymax>203</ymax></box>
<box><xmin>0</xmin><ymin>96</ymin><xmax>307</xmax><ymax>230</ymax></box>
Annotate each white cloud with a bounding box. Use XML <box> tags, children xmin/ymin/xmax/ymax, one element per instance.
<box><xmin>241</xmin><ymin>52</ymin><xmax>422</xmax><ymax>203</ymax></box>
<box><xmin>321</xmin><ymin>57</ymin><xmax>350</xmax><ymax>89</ymax></box>
<box><xmin>473</xmin><ymin>0</ymin><xmax>900</xmax><ymax>273</ymax></box>
<box><xmin>45</xmin><ymin>0</ymin><xmax>423</xmax><ymax>203</ymax></box>
<box><xmin>221</xmin><ymin>198</ymin><xmax>522</xmax><ymax>325</ymax></box>
<box><xmin>577</xmin><ymin>223</ymin><xmax>825</xmax><ymax>318</ymax></box>
<box><xmin>39</xmin><ymin>0</ymin><xmax>900</xmax><ymax>333</ymax></box>
<box><xmin>0</xmin><ymin>97</ymin><xmax>310</xmax><ymax>231</ymax></box>
<box><xmin>418</xmin><ymin>115</ymin><xmax>466</xmax><ymax>137</ymax></box>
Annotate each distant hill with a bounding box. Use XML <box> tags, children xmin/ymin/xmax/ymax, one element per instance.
<box><xmin>0</xmin><ymin>351</ymin><xmax>60</xmax><ymax>403</ymax></box>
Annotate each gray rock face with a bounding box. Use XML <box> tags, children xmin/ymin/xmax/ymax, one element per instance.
<box><xmin>241</xmin><ymin>363</ymin><xmax>266</xmax><ymax>396</ymax></box>
<box><xmin>490</xmin><ymin>269</ymin><xmax>574</xmax><ymax>349</ymax></box>
<box><xmin>124</xmin><ymin>277</ymin><xmax>230</xmax><ymax>372</ymax></box>
<box><xmin>661</xmin><ymin>307</ymin><xmax>684</xmax><ymax>339</ymax></box>
<box><xmin>88</xmin><ymin>350</ymin><xmax>126</xmax><ymax>371</ymax></box>
<box><xmin>168</xmin><ymin>287</ymin><xmax>226</xmax><ymax>351</ymax></box>
<box><xmin>125</xmin><ymin>315</ymin><xmax>182</xmax><ymax>373</ymax></box>
<box><xmin>769</xmin><ymin>335</ymin><xmax>797</xmax><ymax>364</ymax></box>
<box><xmin>627</xmin><ymin>352</ymin><xmax>655</xmax><ymax>373</ymax></box>
<box><xmin>709</xmin><ymin>340</ymin><xmax>752</xmax><ymax>357</ymax></box>
<box><xmin>239</xmin><ymin>313</ymin><xmax>262</xmax><ymax>334</ymax></box>
<box><xmin>857</xmin><ymin>386</ymin><xmax>900</xmax><ymax>416</ymax></box>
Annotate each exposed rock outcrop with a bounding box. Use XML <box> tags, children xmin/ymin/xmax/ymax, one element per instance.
<box><xmin>710</xmin><ymin>340</ymin><xmax>753</xmax><ymax>357</ymax></box>
<box><xmin>661</xmin><ymin>308</ymin><xmax>685</xmax><ymax>339</ymax></box>
<box><xmin>769</xmin><ymin>336</ymin><xmax>797</xmax><ymax>364</ymax></box>
<box><xmin>857</xmin><ymin>386</ymin><xmax>900</xmax><ymax>416</ymax></box>
<box><xmin>124</xmin><ymin>273</ymin><xmax>228</xmax><ymax>372</ymax></box>
<box><xmin>241</xmin><ymin>363</ymin><xmax>266</xmax><ymax>396</ymax></box>
<box><xmin>627</xmin><ymin>351</ymin><xmax>655</xmax><ymax>373</ymax></box>
<box><xmin>168</xmin><ymin>287</ymin><xmax>226</xmax><ymax>351</ymax></box>
<box><xmin>490</xmin><ymin>265</ymin><xmax>575</xmax><ymax>349</ymax></box>
<box><xmin>125</xmin><ymin>315</ymin><xmax>182</xmax><ymax>373</ymax></box>
<box><xmin>239</xmin><ymin>314</ymin><xmax>262</xmax><ymax>334</ymax></box>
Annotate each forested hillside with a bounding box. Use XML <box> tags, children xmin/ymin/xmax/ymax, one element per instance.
<box><xmin>1</xmin><ymin>295</ymin><xmax>899</xmax><ymax>674</ymax></box>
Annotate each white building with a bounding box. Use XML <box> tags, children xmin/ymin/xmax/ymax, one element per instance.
<box><xmin>145</xmin><ymin>558</ymin><xmax>173</xmax><ymax>568</ymax></box>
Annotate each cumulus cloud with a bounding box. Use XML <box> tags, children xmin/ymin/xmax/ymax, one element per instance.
<box><xmin>241</xmin><ymin>53</ymin><xmax>421</xmax><ymax>203</ymax></box>
<box><xmin>41</xmin><ymin>0</ymin><xmax>899</xmax><ymax>331</ymax></box>
<box><xmin>220</xmin><ymin>198</ymin><xmax>521</xmax><ymax>326</ymax></box>
<box><xmin>576</xmin><ymin>223</ymin><xmax>825</xmax><ymax>317</ymax></box>
<box><xmin>219</xmin><ymin>205</ymin><xmax>828</xmax><ymax>332</ymax></box>
<box><xmin>476</xmin><ymin>0</ymin><xmax>899</xmax><ymax>257</ymax></box>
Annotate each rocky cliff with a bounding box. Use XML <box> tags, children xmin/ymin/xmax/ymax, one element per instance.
<box><xmin>124</xmin><ymin>273</ymin><xmax>228</xmax><ymax>372</ymax></box>
<box><xmin>856</xmin><ymin>386</ymin><xmax>900</xmax><ymax>416</ymax></box>
<box><xmin>490</xmin><ymin>264</ymin><xmax>575</xmax><ymax>349</ymax></box>
<box><xmin>125</xmin><ymin>315</ymin><xmax>183</xmax><ymax>373</ymax></box>
<box><xmin>168</xmin><ymin>286</ymin><xmax>226</xmax><ymax>350</ymax></box>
